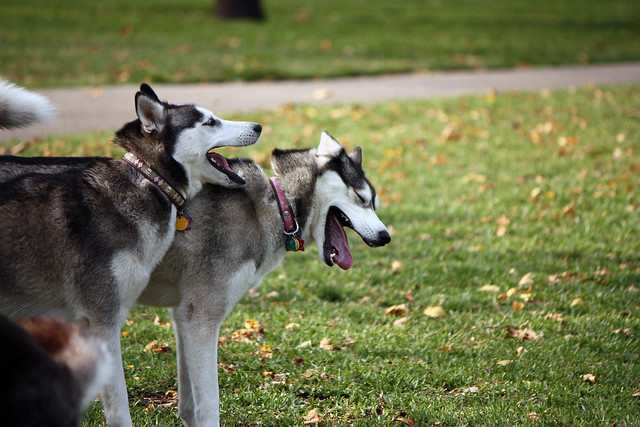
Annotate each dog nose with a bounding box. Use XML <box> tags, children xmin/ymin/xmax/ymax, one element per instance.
<box><xmin>378</xmin><ymin>230</ymin><xmax>391</xmax><ymax>245</ymax></box>
<box><xmin>253</xmin><ymin>124</ymin><xmax>262</xmax><ymax>134</ymax></box>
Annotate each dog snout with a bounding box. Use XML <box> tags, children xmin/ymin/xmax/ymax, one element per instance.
<box><xmin>253</xmin><ymin>124</ymin><xmax>262</xmax><ymax>134</ymax></box>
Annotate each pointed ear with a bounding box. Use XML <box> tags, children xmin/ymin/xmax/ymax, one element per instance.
<box><xmin>136</xmin><ymin>85</ymin><xmax>165</xmax><ymax>134</ymax></box>
<box><xmin>349</xmin><ymin>146</ymin><xmax>363</xmax><ymax>166</ymax></box>
<box><xmin>317</xmin><ymin>130</ymin><xmax>343</xmax><ymax>157</ymax></box>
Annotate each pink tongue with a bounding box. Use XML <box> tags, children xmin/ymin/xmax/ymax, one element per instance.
<box><xmin>329</xmin><ymin>213</ymin><xmax>353</xmax><ymax>270</ymax></box>
<box><xmin>208</xmin><ymin>152</ymin><xmax>232</xmax><ymax>172</ymax></box>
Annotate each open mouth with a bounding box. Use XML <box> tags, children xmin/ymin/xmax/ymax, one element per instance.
<box><xmin>323</xmin><ymin>207</ymin><xmax>355</xmax><ymax>270</ymax></box>
<box><xmin>207</xmin><ymin>151</ymin><xmax>245</xmax><ymax>184</ymax></box>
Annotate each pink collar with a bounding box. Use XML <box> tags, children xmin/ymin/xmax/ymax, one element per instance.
<box><xmin>269</xmin><ymin>177</ymin><xmax>304</xmax><ymax>252</ymax></box>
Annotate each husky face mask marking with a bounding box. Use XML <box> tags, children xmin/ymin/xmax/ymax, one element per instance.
<box><xmin>311</xmin><ymin>131</ymin><xmax>391</xmax><ymax>269</ymax></box>
<box><xmin>135</xmin><ymin>84</ymin><xmax>262</xmax><ymax>196</ymax></box>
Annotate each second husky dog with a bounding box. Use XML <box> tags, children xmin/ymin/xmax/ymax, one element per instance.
<box><xmin>139</xmin><ymin>130</ymin><xmax>391</xmax><ymax>426</ymax></box>
<box><xmin>0</xmin><ymin>84</ymin><xmax>261</xmax><ymax>426</ymax></box>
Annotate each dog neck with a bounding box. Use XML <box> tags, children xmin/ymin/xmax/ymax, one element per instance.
<box><xmin>269</xmin><ymin>177</ymin><xmax>304</xmax><ymax>252</ymax></box>
<box><xmin>123</xmin><ymin>152</ymin><xmax>186</xmax><ymax>214</ymax></box>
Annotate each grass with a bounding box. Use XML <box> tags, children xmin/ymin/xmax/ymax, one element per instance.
<box><xmin>5</xmin><ymin>84</ymin><xmax>639</xmax><ymax>425</ymax></box>
<box><xmin>2</xmin><ymin>0</ymin><xmax>640</xmax><ymax>87</ymax></box>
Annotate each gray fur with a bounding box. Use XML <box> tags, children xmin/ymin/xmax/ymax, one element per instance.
<box><xmin>0</xmin><ymin>83</ymin><xmax>261</xmax><ymax>427</ymax></box>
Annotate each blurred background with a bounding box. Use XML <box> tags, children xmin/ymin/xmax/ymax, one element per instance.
<box><xmin>2</xmin><ymin>0</ymin><xmax>640</xmax><ymax>87</ymax></box>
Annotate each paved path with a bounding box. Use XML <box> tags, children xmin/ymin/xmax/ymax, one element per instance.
<box><xmin>3</xmin><ymin>62</ymin><xmax>640</xmax><ymax>142</ymax></box>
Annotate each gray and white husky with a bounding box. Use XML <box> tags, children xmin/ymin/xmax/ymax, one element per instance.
<box><xmin>138</xmin><ymin>130</ymin><xmax>391</xmax><ymax>426</ymax></box>
<box><xmin>0</xmin><ymin>84</ymin><xmax>261</xmax><ymax>426</ymax></box>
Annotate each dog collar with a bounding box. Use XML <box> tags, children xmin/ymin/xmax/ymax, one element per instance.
<box><xmin>269</xmin><ymin>177</ymin><xmax>304</xmax><ymax>252</ymax></box>
<box><xmin>123</xmin><ymin>152</ymin><xmax>191</xmax><ymax>231</ymax></box>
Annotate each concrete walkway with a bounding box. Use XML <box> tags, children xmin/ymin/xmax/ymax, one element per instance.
<box><xmin>3</xmin><ymin>62</ymin><xmax>640</xmax><ymax>142</ymax></box>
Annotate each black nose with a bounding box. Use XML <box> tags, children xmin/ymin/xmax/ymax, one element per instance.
<box><xmin>254</xmin><ymin>124</ymin><xmax>262</xmax><ymax>133</ymax></box>
<box><xmin>378</xmin><ymin>230</ymin><xmax>391</xmax><ymax>245</ymax></box>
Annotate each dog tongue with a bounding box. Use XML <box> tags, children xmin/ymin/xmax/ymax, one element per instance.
<box><xmin>207</xmin><ymin>152</ymin><xmax>233</xmax><ymax>173</ymax></box>
<box><xmin>329</xmin><ymin>213</ymin><xmax>353</xmax><ymax>270</ymax></box>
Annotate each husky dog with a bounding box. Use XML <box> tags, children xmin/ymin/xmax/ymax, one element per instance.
<box><xmin>138</xmin><ymin>130</ymin><xmax>391</xmax><ymax>426</ymax></box>
<box><xmin>0</xmin><ymin>80</ymin><xmax>55</xmax><ymax>129</ymax></box>
<box><xmin>0</xmin><ymin>84</ymin><xmax>261</xmax><ymax>426</ymax></box>
<box><xmin>0</xmin><ymin>314</ymin><xmax>111</xmax><ymax>426</ymax></box>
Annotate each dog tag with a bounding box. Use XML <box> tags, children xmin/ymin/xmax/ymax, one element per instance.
<box><xmin>285</xmin><ymin>236</ymin><xmax>304</xmax><ymax>252</ymax></box>
<box><xmin>176</xmin><ymin>215</ymin><xmax>191</xmax><ymax>232</ymax></box>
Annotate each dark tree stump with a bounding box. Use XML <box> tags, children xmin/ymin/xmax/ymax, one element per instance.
<box><xmin>214</xmin><ymin>0</ymin><xmax>265</xmax><ymax>21</ymax></box>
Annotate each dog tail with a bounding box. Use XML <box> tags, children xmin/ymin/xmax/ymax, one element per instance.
<box><xmin>0</xmin><ymin>80</ymin><xmax>56</xmax><ymax>130</ymax></box>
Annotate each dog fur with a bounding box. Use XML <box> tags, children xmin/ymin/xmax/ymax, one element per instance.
<box><xmin>0</xmin><ymin>80</ymin><xmax>55</xmax><ymax>130</ymax></box>
<box><xmin>0</xmin><ymin>83</ymin><xmax>261</xmax><ymax>426</ymax></box>
<box><xmin>0</xmin><ymin>314</ymin><xmax>111</xmax><ymax>426</ymax></box>
<box><xmin>138</xmin><ymin>130</ymin><xmax>391</xmax><ymax>426</ymax></box>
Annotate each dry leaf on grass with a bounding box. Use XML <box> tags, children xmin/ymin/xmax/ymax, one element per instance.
<box><xmin>144</xmin><ymin>340</ymin><xmax>171</xmax><ymax>354</ymax></box>
<box><xmin>423</xmin><ymin>305</ymin><xmax>445</xmax><ymax>318</ymax></box>
<box><xmin>582</xmin><ymin>373</ymin><xmax>597</xmax><ymax>383</ymax></box>
<box><xmin>391</xmin><ymin>260</ymin><xmax>405</xmax><ymax>274</ymax></box>
<box><xmin>385</xmin><ymin>304</ymin><xmax>409</xmax><ymax>316</ymax></box>
<box><xmin>319</xmin><ymin>337</ymin><xmax>334</xmax><ymax>351</ymax></box>
<box><xmin>303</xmin><ymin>408</ymin><xmax>322</xmax><ymax>425</ymax></box>
<box><xmin>506</xmin><ymin>327</ymin><xmax>541</xmax><ymax>341</ymax></box>
<box><xmin>518</xmin><ymin>272</ymin><xmax>534</xmax><ymax>287</ymax></box>
<box><xmin>479</xmin><ymin>284</ymin><xmax>501</xmax><ymax>294</ymax></box>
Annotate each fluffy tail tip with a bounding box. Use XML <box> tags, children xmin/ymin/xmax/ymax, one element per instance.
<box><xmin>0</xmin><ymin>80</ymin><xmax>56</xmax><ymax>130</ymax></box>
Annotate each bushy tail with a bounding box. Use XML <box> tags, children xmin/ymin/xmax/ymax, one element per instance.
<box><xmin>0</xmin><ymin>80</ymin><xmax>55</xmax><ymax>130</ymax></box>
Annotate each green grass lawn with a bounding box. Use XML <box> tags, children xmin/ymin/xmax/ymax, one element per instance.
<box><xmin>5</xmin><ymin>84</ymin><xmax>638</xmax><ymax>425</ymax></box>
<box><xmin>2</xmin><ymin>0</ymin><xmax>640</xmax><ymax>87</ymax></box>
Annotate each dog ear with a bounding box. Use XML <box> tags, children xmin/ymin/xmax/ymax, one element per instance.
<box><xmin>135</xmin><ymin>86</ymin><xmax>165</xmax><ymax>134</ymax></box>
<box><xmin>317</xmin><ymin>130</ymin><xmax>343</xmax><ymax>157</ymax></box>
<box><xmin>348</xmin><ymin>146</ymin><xmax>363</xmax><ymax>166</ymax></box>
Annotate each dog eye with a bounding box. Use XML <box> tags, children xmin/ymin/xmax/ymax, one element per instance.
<box><xmin>356</xmin><ymin>192</ymin><xmax>366</xmax><ymax>204</ymax></box>
<box><xmin>203</xmin><ymin>118</ymin><xmax>218</xmax><ymax>127</ymax></box>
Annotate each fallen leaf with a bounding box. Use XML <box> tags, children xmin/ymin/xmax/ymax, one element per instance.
<box><xmin>385</xmin><ymin>304</ymin><xmax>409</xmax><ymax>316</ymax></box>
<box><xmin>391</xmin><ymin>260</ymin><xmax>405</xmax><ymax>274</ymax></box>
<box><xmin>423</xmin><ymin>305</ymin><xmax>446</xmax><ymax>319</ymax></box>
<box><xmin>517</xmin><ymin>346</ymin><xmax>525</xmax><ymax>356</ymax></box>
<box><xmin>285</xmin><ymin>322</ymin><xmax>300</xmax><ymax>330</ymax></box>
<box><xmin>303</xmin><ymin>408</ymin><xmax>322</xmax><ymax>424</ymax></box>
<box><xmin>479</xmin><ymin>284</ymin><xmax>501</xmax><ymax>294</ymax></box>
<box><xmin>393</xmin><ymin>415</ymin><xmax>416</xmax><ymax>426</ymax></box>
<box><xmin>582</xmin><ymin>373</ymin><xmax>597</xmax><ymax>383</ymax></box>
<box><xmin>561</xmin><ymin>201</ymin><xmax>577</xmax><ymax>217</ymax></box>
<box><xmin>438</xmin><ymin>345</ymin><xmax>453</xmax><ymax>351</ymax></box>
<box><xmin>518</xmin><ymin>272</ymin><xmax>534</xmax><ymax>287</ymax></box>
<box><xmin>495</xmin><ymin>359</ymin><xmax>513</xmax><ymax>366</ymax></box>
<box><xmin>313</xmin><ymin>88</ymin><xmax>332</xmax><ymax>100</ymax></box>
<box><xmin>526</xmin><ymin>412</ymin><xmax>541</xmax><ymax>421</ymax></box>
<box><xmin>319</xmin><ymin>337</ymin><xmax>334</xmax><ymax>351</ymax></box>
<box><xmin>570</xmin><ymin>298</ymin><xmax>584</xmax><ymax>308</ymax></box>
<box><xmin>393</xmin><ymin>317</ymin><xmax>408</xmax><ymax>328</ymax></box>
<box><xmin>144</xmin><ymin>340</ymin><xmax>171</xmax><ymax>354</ymax></box>
<box><xmin>266</xmin><ymin>291</ymin><xmax>279</xmax><ymax>299</ymax></box>
<box><xmin>512</xmin><ymin>301</ymin><xmax>524</xmax><ymax>312</ymax></box>
<box><xmin>506</xmin><ymin>327</ymin><xmax>541</xmax><ymax>341</ymax></box>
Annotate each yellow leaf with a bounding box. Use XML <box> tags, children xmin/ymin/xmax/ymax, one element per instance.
<box><xmin>520</xmin><ymin>293</ymin><xmax>534</xmax><ymax>302</ymax></box>
<box><xmin>479</xmin><ymin>284</ymin><xmax>501</xmax><ymax>294</ymax></box>
<box><xmin>423</xmin><ymin>305</ymin><xmax>445</xmax><ymax>318</ymax></box>
<box><xmin>582</xmin><ymin>373</ymin><xmax>597</xmax><ymax>383</ymax></box>
<box><xmin>319</xmin><ymin>337</ymin><xmax>334</xmax><ymax>351</ymax></box>
<box><xmin>517</xmin><ymin>346</ymin><xmax>525</xmax><ymax>356</ymax></box>
<box><xmin>495</xmin><ymin>359</ymin><xmax>513</xmax><ymax>366</ymax></box>
<box><xmin>391</xmin><ymin>260</ymin><xmax>405</xmax><ymax>274</ymax></box>
<box><xmin>303</xmin><ymin>409</ymin><xmax>322</xmax><ymax>424</ymax></box>
<box><xmin>512</xmin><ymin>301</ymin><xmax>524</xmax><ymax>312</ymax></box>
<box><xmin>570</xmin><ymin>298</ymin><xmax>584</xmax><ymax>308</ymax></box>
<box><xmin>506</xmin><ymin>287</ymin><xmax>520</xmax><ymax>297</ymax></box>
<box><xmin>285</xmin><ymin>322</ymin><xmax>300</xmax><ymax>330</ymax></box>
<box><xmin>518</xmin><ymin>272</ymin><xmax>534</xmax><ymax>287</ymax></box>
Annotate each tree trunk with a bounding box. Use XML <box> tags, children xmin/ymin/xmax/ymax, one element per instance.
<box><xmin>214</xmin><ymin>0</ymin><xmax>265</xmax><ymax>21</ymax></box>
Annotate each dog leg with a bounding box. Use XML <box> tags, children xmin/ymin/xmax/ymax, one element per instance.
<box><xmin>172</xmin><ymin>303</ymin><xmax>222</xmax><ymax>427</ymax></box>
<box><xmin>93</xmin><ymin>323</ymin><xmax>133</xmax><ymax>427</ymax></box>
<box><xmin>172</xmin><ymin>307</ymin><xmax>197</xmax><ymax>426</ymax></box>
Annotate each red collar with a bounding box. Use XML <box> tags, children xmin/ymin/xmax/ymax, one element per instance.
<box><xmin>269</xmin><ymin>177</ymin><xmax>304</xmax><ymax>252</ymax></box>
